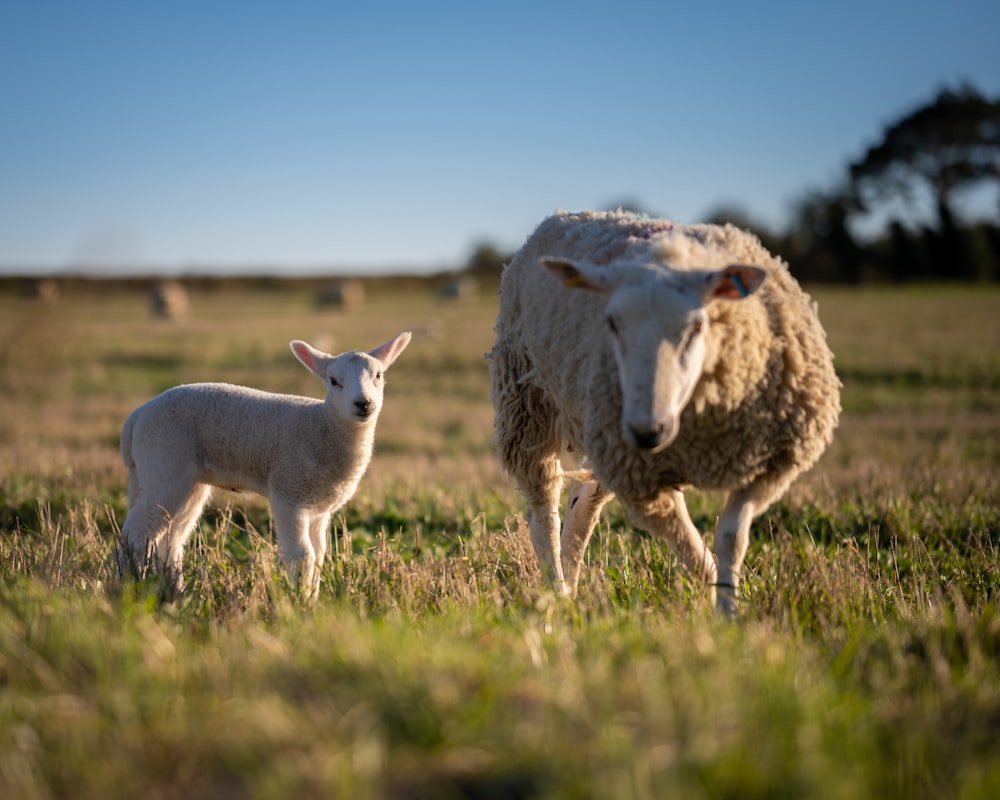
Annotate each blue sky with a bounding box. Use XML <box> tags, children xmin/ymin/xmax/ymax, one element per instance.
<box><xmin>1</xmin><ymin>0</ymin><xmax>998</xmax><ymax>274</ymax></box>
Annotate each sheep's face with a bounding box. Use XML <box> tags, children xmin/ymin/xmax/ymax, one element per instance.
<box><xmin>290</xmin><ymin>332</ymin><xmax>413</xmax><ymax>425</ymax></box>
<box><xmin>603</xmin><ymin>278</ymin><xmax>707</xmax><ymax>451</ymax></box>
<box><xmin>541</xmin><ymin>257</ymin><xmax>766</xmax><ymax>453</ymax></box>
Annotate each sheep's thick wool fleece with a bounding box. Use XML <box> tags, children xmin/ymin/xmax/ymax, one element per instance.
<box><xmin>491</xmin><ymin>209</ymin><xmax>841</xmax><ymax>503</ymax></box>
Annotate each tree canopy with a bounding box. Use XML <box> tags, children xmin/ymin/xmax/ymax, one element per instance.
<box><xmin>848</xmin><ymin>85</ymin><xmax>1000</xmax><ymax>229</ymax></box>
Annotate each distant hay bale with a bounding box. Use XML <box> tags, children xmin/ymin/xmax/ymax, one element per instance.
<box><xmin>150</xmin><ymin>280</ymin><xmax>190</xmax><ymax>320</ymax></box>
<box><xmin>315</xmin><ymin>280</ymin><xmax>365</xmax><ymax>311</ymax></box>
<box><xmin>22</xmin><ymin>278</ymin><xmax>60</xmax><ymax>304</ymax></box>
<box><xmin>437</xmin><ymin>274</ymin><xmax>479</xmax><ymax>302</ymax></box>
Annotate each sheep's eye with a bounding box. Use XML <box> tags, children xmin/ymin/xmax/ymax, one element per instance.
<box><xmin>606</xmin><ymin>315</ymin><xmax>618</xmax><ymax>335</ymax></box>
<box><xmin>691</xmin><ymin>320</ymin><xmax>703</xmax><ymax>335</ymax></box>
<box><xmin>375</xmin><ymin>371</ymin><xmax>383</xmax><ymax>382</ymax></box>
<box><xmin>329</xmin><ymin>376</ymin><xmax>341</xmax><ymax>388</ymax></box>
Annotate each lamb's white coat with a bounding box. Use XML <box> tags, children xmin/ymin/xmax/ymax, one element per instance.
<box><xmin>489</xmin><ymin>210</ymin><xmax>840</xmax><ymax>614</ymax></box>
<box><xmin>119</xmin><ymin>332</ymin><xmax>411</xmax><ymax>599</ymax></box>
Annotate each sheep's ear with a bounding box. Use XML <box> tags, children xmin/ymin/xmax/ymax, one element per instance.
<box><xmin>369</xmin><ymin>331</ymin><xmax>411</xmax><ymax>369</ymax></box>
<box><xmin>541</xmin><ymin>257</ymin><xmax>617</xmax><ymax>293</ymax></box>
<box><xmin>290</xmin><ymin>340</ymin><xmax>330</xmax><ymax>377</ymax></box>
<box><xmin>697</xmin><ymin>264</ymin><xmax>767</xmax><ymax>301</ymax></box>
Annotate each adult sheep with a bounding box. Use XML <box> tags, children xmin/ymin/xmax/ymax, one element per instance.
<box><xmin>489</xmin><ymin>210</ymin><xmax>840</xmax><ymax>615</ymax></box>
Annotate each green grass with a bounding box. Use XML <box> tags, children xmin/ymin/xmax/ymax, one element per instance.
<box><xmin>1</xmin><ymin>282</ymin><xmax>999</xmax><ymax>798</ymax></box>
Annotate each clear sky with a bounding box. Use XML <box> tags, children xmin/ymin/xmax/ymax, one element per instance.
<box><xmin>2</xmin><ymin>0</ymin><xmax>998</xmax><ymax>275</ymax></box>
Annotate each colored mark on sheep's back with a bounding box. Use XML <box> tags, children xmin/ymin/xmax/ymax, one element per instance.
<box><xmin>632</xmin><ymin>221</ymin><xmax>675</xmax><ymax>239</ymax></box>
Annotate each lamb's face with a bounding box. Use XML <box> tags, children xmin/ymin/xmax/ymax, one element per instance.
<box><xmin>603</xmin><ymin>276</ymin><xmax>707</xmax><ymax>452</ymax></box>
<box><xmin>290</xmin><ymin>332</ymin><xmax>411</xmax><ymax>427</ymax></box>
<box><xmin>324</xmin><ymin>352</ymin><xmax>385</xmax><ymax>423</ymax></box>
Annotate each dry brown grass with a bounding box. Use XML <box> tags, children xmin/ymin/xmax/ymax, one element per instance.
<box><xmin>2</xmin><ymin>280</ymin><xmax>999</xmax><ymax>798</ymax></box>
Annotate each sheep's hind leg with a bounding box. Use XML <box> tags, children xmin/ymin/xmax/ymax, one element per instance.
<box><xmin>270</xmin><ymin>500</ymin><xmax>317</xmax><ymax>600</ymax></box>
<box><xmin>623</xmin><ymin>489</ymin><xmax>718</xmax><ymax>609</ymax></box>
<box><xmin>560</xmin><ymin>476</ymin><xmax>612</xmax><ymax>595</ymax></box>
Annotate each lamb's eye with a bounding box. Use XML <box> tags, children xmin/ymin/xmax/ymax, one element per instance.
<box><xmin>375</xmin><ymin>371</ymin><xmax>383</xmax><ymax>382</ymax></box>
<box><xmin>329</xmin><ymin>376</ymin><xmax>341</xmax><ymax>388</ymax></box>
<box><xmin>606</xmin><ymin>316</ymin><xmax>618</xmax><ymax>335</ymax></box>
<box><xmin>691</xmin><ymin>320</ymin><xmax>703</xmax><ymax>335</ymax></box>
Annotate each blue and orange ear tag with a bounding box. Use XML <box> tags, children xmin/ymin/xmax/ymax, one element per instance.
<box><xmin>731</xmin><ymin>272</ymin><xmax>749</xmax><ymax>297</ymax></box>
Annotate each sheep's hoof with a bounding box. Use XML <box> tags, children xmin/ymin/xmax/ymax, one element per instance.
<box><xmin>715</xmin><ymin>585</ymin><xmax>740</xmax><ymax>618</ymax></box>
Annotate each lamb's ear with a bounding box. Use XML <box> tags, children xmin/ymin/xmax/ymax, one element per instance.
<box><xmin>697</xmin><ymin>264</ymin><xmax>767</xmax><ymax>301</ymax></box>
<box><xmin>369</xmin><ymin>331</ymin><xmax>412</xmax><ymax>369</ymax></box>
<box><xmin>290</xmin><ymin>340</ymin><xmax>330</xmax><ymax>377</ymax></box>
<box><xmin>541</xmin><ymin>257</ymin><xmax>618</xmax><ymax>293</ymax></box>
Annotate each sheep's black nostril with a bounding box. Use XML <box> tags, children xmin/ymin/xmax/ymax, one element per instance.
<box><xmin>629</xmin><ymin>424</ymin><xmax>664</xmax><ymax>450</ymax></box>
<box><xmin>355</xmin><ymin>398</ymin><xmax>374</xmax><ymax>416</ymax></box>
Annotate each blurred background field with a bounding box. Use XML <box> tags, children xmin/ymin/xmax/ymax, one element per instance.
<box><xmin>1</xmin><ymin>277</ymin><xmax>999</xmax><ymax>798</ymax></box>
<box><xmin>3</xmin><ymin>4</ymin><xmax>999</xmax><ymax>795</ymax></box>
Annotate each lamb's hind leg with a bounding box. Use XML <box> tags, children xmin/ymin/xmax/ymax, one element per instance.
<box><xmin>560</xmin><ymin>473</ymin><xmax>612</xmax><ymax>595</ymax></box>
<box><xmin>622</xmin><ymin>489</ymin><xmax>718</xmax><ymax>609</ymax></box>
<box><xmin>119</xmin><ymin>506</ymin><xmax>161</xmax><ymax>581</ymax></box>
<box><xmin>155</xmin><ymin>483</ymin><xmax>212</xmax><ymax>594</ymax></box>
<box><xmin>119</xmin><ymin>467</ymin><xmax>209</xmax><ymax>594</ymax></box>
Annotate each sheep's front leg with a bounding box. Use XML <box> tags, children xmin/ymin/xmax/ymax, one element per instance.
<box><xmin>526</xmin><ymin>505</ymin><xmax>564</xmax><ymax>593</ymax></box>
<box><xmin>624</xmin><ymin>489</ymin><xmax>718</xmax><ymax>608</ymax></box>
<box><xmin>560</xmin><ymin>477</ymin><xmax>611</xmax><ymax>595</ymax></box>
<box><xmin>714</xmin><ymin>490</ymin><xmax>759</xmax><ymax>617</ymax></box>
<box><xmin>523</xmin><ymin>454</ymin><xmax>568</xmax><ymax>594</ymax></box>
<box><xmin>270</xmin><ymin>501</ymin><xmax>317</xmax><ymax>599</ymax></box>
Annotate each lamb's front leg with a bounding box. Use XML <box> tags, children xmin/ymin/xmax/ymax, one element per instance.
<box><xmin>305</xmin><ymin>511</ymin><xmax>332</xmax><ymax>601</ymax></box>
<box><xmin>270</xmin><ymin>500</ymin><xmax>317</xmax><ymax>599</ymax></box>
<box><xmin>714</xmin><ymin>489</ymin><xmax>759</xmax><ymax>617</ymax></box>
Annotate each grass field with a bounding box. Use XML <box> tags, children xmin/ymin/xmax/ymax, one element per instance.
<box><xmin>2</xmin><ymin>279</ymin><xmax>999</xmax><ymax>799</ymax></box>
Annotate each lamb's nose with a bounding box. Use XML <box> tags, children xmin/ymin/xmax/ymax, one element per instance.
<box><xmin>629</xmin><ymin>424</ymin><xmax>664</xmax><ymax>450</ymax></box>
<box><xmin>355</xmin><ymin>398</ymin><xmax>374</xmax><ymax>416</ymax></box>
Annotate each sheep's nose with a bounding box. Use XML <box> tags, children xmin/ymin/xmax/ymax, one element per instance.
<box><xmin>628</xmin><ymin>423</ymin><xmax>665</xmax><ymax>450</ymax></box>
<box><xmin>355</xmin><ymin>397</ymin><xmax>374</xmax><ymax>416</ymax></box>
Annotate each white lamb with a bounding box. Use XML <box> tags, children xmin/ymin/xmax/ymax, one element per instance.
<box><xmin>118</xmin><ymin>332</ymin><xmax>411</xmax><ymax>600</ymax></box>
<box><xmin>489</xmin><ymin>210</ymin><xmax>840</xmax><ymax>615</ymax></box>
